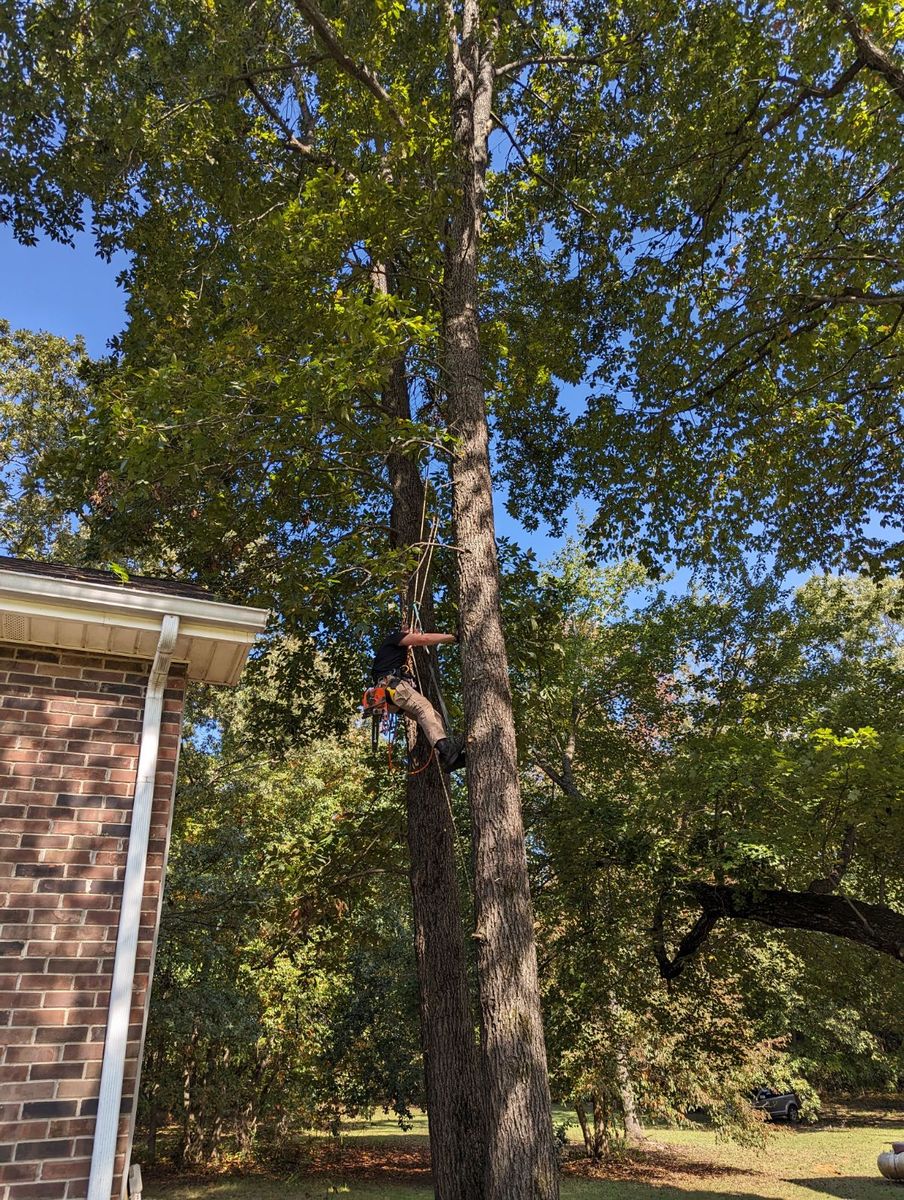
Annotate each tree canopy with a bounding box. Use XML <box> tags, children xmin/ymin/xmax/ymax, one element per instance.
<box><xmin>1</xmin><ymin>0</ymin><xmax>903</xmax><ymax>1188</ymax></box>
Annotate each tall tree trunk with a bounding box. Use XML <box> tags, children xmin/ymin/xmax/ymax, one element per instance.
<box><xmin>179</xmin><ymin>1050</ymin><xmax>196</xmax><ymax>1166</ymax></box>
<box><xmin>575</xmin><ymin>1101</ymin><xmax>592</xmax><ymax>1157</ymax></box>
<box><xmin>614</xmin><ymin>1049</ymin><xmax>644</xmax><ymax>1141</ymax></box>
<box><xmin>607</xmin><ymin>996</ymin><xmax>644</xmax><ymax>1140</ymax></box>
<box><xmin>591</xmin><ymin>1092</ymin><xmax>607</xmax><ymax>1161</ymax></box>
<box><xmin>443</xmin><ymin>6</ymin><xmax>558</xmax><ymax>1198</ymax></box>
<box><xmin>382</xmin><ymin>345</ymin><xmax>486</xmax><ymax>1200</ymax></box>
<box><xmin>145</xmin><ymin>1100</ymin><xmax>159</xmax><ymax>1164</ymax></box>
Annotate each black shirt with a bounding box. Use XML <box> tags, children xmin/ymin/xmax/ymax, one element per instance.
<box><xmin>371</xmin><ymin>630</ymin><xmax>410</xmax><ymax>682</ymax></box>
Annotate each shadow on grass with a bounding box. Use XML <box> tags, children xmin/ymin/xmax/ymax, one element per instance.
<box><xmin>791</xmin><ymin>1179</ymin><xmax>895</xmax><ymax>1200</ymax></box>
<box><xmin>145</xmin><ymin>1178</ymin><xmax>850</xmax><ymax>1200</ymax></box>
<box><xmin>563</xmin><ymin>1187</ymin><xmax>781</xmax><ymax>1200</ymax></box>
<box><xmin>145</xmin><ymin>1168</ymin><xmax>896</xmax><ymax>1200</ymax></box>
<box><xmin>304</xmin><ymin>1143</ymin><xmax>431</xmax><ymax>1183</ymax></box>
<box><xmin>815</xmin><ymin>1101</ymin><xmax>904</xmax><ymax>1131</ymax></box>
<box><xmin>563</xmin><ymin>1147</ymin><xmax>761</xmax><ymax>1185</ymax></box>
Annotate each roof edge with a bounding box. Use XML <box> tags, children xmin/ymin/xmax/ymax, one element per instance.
<box><xmin>0</xmin><ymin>566</ymin><xmax>270</xmax><ymax>686</ymax></box>
<box><xmin>0</xmin><ymin>566</ymin><xmax>269</xmax><ymax>634</ymax></box>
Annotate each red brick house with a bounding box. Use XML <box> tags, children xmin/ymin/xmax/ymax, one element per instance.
<box><xmin>0</xmin><ymin>558</ymin><xmax>268</xmax><ymax>1200</ymax></box>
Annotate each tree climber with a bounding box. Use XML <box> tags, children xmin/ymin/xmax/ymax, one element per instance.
<box><xmin>369</xmin><ymin>627</ymin><xmax>466</xmax><ymax>772</ymax></box>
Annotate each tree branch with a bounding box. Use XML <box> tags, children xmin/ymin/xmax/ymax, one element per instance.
<box><xmin>657</xmin><ymin>883</ymin><xmax>902</xmax><ymax>974</ymax></box>
<box><xmin>562</xmin><ymin>698</ymin><xmax>579</xmax><ymax>795</ymax></box>
<box><xmin>444</xmin><ymin>0</ymin><xmax>464</xmax><ymax>77</ymax></box>
<box><xmin>534</xmin><ymin>756</ymin><xmax>582</xmax><ymax>800</ymax></box>
<box><xmin>808</xmin><ymin>824</ymin><xmax>857</xmax><ymax>894</ymax></box>
<box><xmin>825</xmin><ymin>0</ymin><xmax>904</xmax><ymax>105</ymax></box>
<box><xmin>491</xmin><ymin>110</ymin><xmax>594</xmax><ymax>219</ymax></box>
<box><xmin>495</xmin><ymin>52</ymin><xmax>624</xmax><ymax>77</ymax></box>
<box><xmin>292</xmin><ymin>0</ymin><xmax>406</xmax><ymax>127</ymax></box>
<box><xmin>244</xmin><ymin>75</ymin><xmax>315</xmax><ymax>157</ymax></box>
<box><xmin>294</xmin><ymin>74</ymin><xmax>317</xmax><ymax>143</ymax></box>
<box><xmin>675</xmin><ymin>59</ymin><xmax>864</xmax><ymax>252</ymax></box>
<box><xmin>244</xmin><ymin>74</ymin><xmax>356</xmax><ymax>180</ymax></box>
<box><xmin>462</xmin><ymin>0</ymin><xmax>479</xmax><ymax>49</ymax></box>
<box><xmin>799</xmin><ymin>290</ymin><xmax>904</xmax><ymax>307</ymax></box>
<box><xmin>803</xmin><ymin>251</ymin><xmax>904</xmax><ymax>268</ymax></box>
<box><xmin>235</xmin><ymin>58</ymin><xmax>324</xmax><ymax>79</ymax></box>
<box><xmin>651</xmin><ymin>893</ymin><xmax>720</xmax><ymax>981</ymax></box>
<box><xmin>762</xmin><ymin>57</ymin><xmax>866</xmax><ymax>136</ymax></box>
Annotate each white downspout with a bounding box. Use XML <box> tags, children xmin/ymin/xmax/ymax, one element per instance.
<box><xmin>87</xmin><ymin>615</ymin><xmax>180</xmax><ymax>1200</ymax></box>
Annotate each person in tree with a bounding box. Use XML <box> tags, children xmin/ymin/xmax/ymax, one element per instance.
<box><xmin>370</xmin><ymin>627</ymin><xmax>466</xmax><ymax>772</ymax></box>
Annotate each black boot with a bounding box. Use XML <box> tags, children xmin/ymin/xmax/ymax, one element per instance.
<box><xmin>436</xmin><ymin>737</ymin><xmax>467</xmax><ymax>773</ymax></box>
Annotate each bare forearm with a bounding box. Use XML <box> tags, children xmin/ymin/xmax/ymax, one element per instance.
<box><xmin>399</xmin><ymin>632</ymin><xmax>457</xmax><ymax>648</ymax></box>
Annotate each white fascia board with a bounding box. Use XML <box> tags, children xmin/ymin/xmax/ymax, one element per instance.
<box><xmin>0</xmin><ymin>568</ymin><xmax>268</xmax><ymax>635</ymax></box>
<box><xmin>0</xmin><ymin>568</ymin><xmax>269</xmax><ymax>685</ymax></box>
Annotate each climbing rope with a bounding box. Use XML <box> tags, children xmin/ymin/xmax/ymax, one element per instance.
<box><xmin>413</xmin><ymin>509</ymin><xmax>440</xmax><ymax>610</ymax></box>
<box><xmin>381</xmin><ymin>456</ymin><xmax>468</xmax><ymax>876</ymax></box>
<box><xmin>405</xmin><ymin>600</ymin><xmax>452</xmax><ymax>738</ymax></box>
<box><xmin>406</xmin><ymin>745</ymin><xmax>437</xmax><ymax>777</ymax></box>
<box><xmin>400</xmin><ymin>455</ymin><xmax>445</xmax><ymax>631</ymax></box>
<box><xmin>367</xmin><ymin>453</ymin><xmax>461</xmax><ymax>793</ymax></box>
<box><xmin>383</xmin><ymin>707</ymin><xmax>437</xmax><ymax>778</ymax></box>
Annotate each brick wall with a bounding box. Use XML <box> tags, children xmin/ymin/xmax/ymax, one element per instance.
<box><xmin>0</xmin><ymin>645</ymin><xmax>187</xmax><ymax>1200</ymax></box>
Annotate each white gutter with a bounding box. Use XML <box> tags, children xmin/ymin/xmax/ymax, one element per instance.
<box><xmin>0</xmin><ymin>566</ymin><xmax>269</xmax><ymax>685</ymax></box>
<box><xmin>0</xmin><ymin>566</ymin><xmax>267</xmax><ymax>635</ymax></box>
<box><xmin>87</xmin><ymin>615</ymin><xmax>180</xmax><ymax>1200</ymax></box>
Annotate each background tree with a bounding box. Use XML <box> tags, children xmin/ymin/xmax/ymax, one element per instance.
<box><xmin>515</xmin><ymin>549</ymin><xmax>904</xmax><ymax>1148</ymax></box>
<box><xmin>2</xmin><ymin>2</ymin><xmax>505</xmax><ymax>1190</ymax></box>
<box><xmin>491</xmin><ymin>0</ymin><xmax>904</xmax><ymax>576</ymax></box>
<box><xmin>0</xmin><ymin>320</ymin><xmax>94</xmax><ymax>558</ymax></box>
<box><xmin>651</xmin><ymin>574</ymin><xmax>904</xmax><ymax>969</ymax></box>
<box><xmin>140</xmin><ymin>676</ymin><xmax>424</xmax><ymax>1165</ymax></box>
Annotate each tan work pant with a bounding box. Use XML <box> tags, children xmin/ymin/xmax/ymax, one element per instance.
<box><xmin>386</xmin><ymin>678</ymin><xmax>446</xmax><ymax>747</ymax></box>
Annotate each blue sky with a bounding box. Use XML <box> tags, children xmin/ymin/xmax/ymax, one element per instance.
<box><xmin>0</xmin><ymin>227</ymin><xmax>129</xmax><ymax>356</ymax></box>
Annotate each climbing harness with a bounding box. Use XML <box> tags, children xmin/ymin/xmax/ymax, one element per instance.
<box><xmin>363</xmin><ymin>677</ymin><xmax>438</xmax><ymax>776</ymax></box>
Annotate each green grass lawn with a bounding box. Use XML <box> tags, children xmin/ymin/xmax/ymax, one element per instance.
<box><xmin>145</xmin><ymin>1099</ymin><xmax>904</xmax><ymax>1200</ymax></box>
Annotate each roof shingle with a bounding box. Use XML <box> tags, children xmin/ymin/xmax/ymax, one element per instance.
<box><xmin>0</xmin><ymin>556</ymin><xmax>214</xmax><ymax>602</ymax></box>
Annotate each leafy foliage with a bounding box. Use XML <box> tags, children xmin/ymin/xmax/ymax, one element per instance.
<box><xmin>520</xmin><ymin>551</ymin><xmax>904</xmax><ymax>1138</ymax></box>
<box><xmin>141</xmin><ymin>680</ymin><xmax>422</xmax><ymax>1164</ymax></box>
<box><xmin>494</xmin><ymin>0</ymin><xmax>904</xmax><ymax>575</ymax></box>
<box><xmin>0</xmin><ymin>320</ymin><xmax>94</xmax><ymax>557</ymax></box>
<box><xmin>1</xmin><ymin>0</ymin><xmax>902</xmax><ymax>587</ymax></box>
<box><xmin>1</xmin><ymin>0</ymin><xmax>903</xmax><ymax>1168</ymax></box>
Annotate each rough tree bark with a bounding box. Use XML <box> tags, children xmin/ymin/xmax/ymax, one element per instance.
<box><xmin>295</xmin><ymin>0</ymin><xmax>489</xmax><ymax>1183</ymax></box>
<box><xmin>294</xmin><ymin>3</ymin><xmax>555</xmax><ymax>1190</ymax></box>
<box><xmin>591</xmin><ymin>1092</ymin><xmax>606</xmax><ymax>1161</ymax></box>
<box><xmin>443</xmin><ymin>4</ymin><xmax>559</xmax><ymax>1197</ymax></box>
<box><xmin>381</xmin><ymin>345</ymin><xmax>487</xmax><ymax>1200</ymax></box>
<box><xmin>614</xmin><ymin>1049</ymin><xmax>644</xmax><ymax>1141</ymax></box>
<box><xmin>606</xmin><ymin>988</ymin><xmax>644</xmax><ymax>1142</ymax></box>
<box><xmin>575</xmin><ymin>1101</ymin><xmax>592</xmax><ymax>1157</ymax></box>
